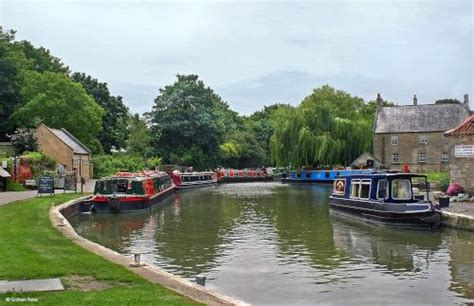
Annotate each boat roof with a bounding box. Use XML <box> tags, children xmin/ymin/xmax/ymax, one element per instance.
<box><xmin>338</xmin><ymin>172</ymin><xmax>427</xmax><ymax>178</ymax></box>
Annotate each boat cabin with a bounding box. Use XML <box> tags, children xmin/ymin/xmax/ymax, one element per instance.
<box><xmin>332</xmin><ymin>172</ymin><xmax>430</xmax><ymax>203</ymax></box>
<box><xmin>94</xmin><ymin>171</ymin><xmax>172</xmax><ymax>196</ymax></box>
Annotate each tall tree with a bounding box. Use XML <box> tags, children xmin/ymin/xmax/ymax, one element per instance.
<box><xmin>71</xmin><ymin>72</ymin><xmax>129</xmax><ymax>153</ymax></box>
<box><xmin>127</xmin><ymin>113</ymin><xmax>152</xmax><ymax>157</ymax></box>
<box><xmin>13</xmin><ymin>71</ymin><xmax>105</xmax><ymax>152</ymax></box>
<box><xmin>16</xmin><ymin>40</ymin><xmax>69</xmax><ymax>74</ymax></box>
<box><xmin>0</xmin><ymin>29</ymin><xmax>28</xmax><ymax>140</ymax></box>
<box><xmin>147</xmin><ymin>74</ymin><xmax>232</xmax><ymax>169</ymax></box>
<box><xmin>270</xmin><ymin>85</ymin><xmax>373</xmax><ymax>168</ymax></box>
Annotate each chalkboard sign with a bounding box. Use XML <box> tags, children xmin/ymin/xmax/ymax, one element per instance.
<box><xmin>64</xmin><ymin>175</ymin><xmax>77</xmax><ymax>192</ymax></box>
<box><xmin>38</xmin><ymin>176</ymin><xmax>55</xmax><ymax>196</ymax></box>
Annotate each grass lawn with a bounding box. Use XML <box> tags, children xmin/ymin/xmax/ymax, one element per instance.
<box><xmin>0</xmin><ymin>194</ymin><xmax>200</xmax><ymax>305</ymax></box>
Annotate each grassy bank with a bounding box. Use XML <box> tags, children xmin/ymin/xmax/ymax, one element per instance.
<box><xmin>0</xmin><ymin>194</ymin><xmax>199</xmax><ymax>305</ymax></box>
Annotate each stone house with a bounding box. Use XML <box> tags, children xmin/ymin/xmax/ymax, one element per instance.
<box><xmin>373</xmin><ymin>94</ymin><xmax>471</xmax><ymax>172</ymax></box>
<box><xmin>36</xmin><ymin>124</ymin><xmax>93</xmax><ymax>180</ymax></box>
<box><xmin>444</xmin><ymin>115</ymin><xmax>474</xmax><ymax>194</ymax></box>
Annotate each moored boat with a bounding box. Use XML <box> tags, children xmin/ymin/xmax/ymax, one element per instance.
<box><xmin>171</xmin><ymin>170</ymin><xmax>217</xmax><ymax>189</ymax></box>
<box><xmin>329</xmin><ymin>171</ymin><xmax>441</xmax><ymax>230</ymax></box>
<box><xmin>282</xmin><ymin>169</ymin><xmax>371</xmax><ymax>184</ymax></box>
<box><xmin>83</xmin><ymin>171</ymin><xmax>174</xmax><ymax>213</ymax></box>
<box><xmin>216</xmin><ymin>168</ymin><xmax>273</xmax><ymax>183</ymax></box>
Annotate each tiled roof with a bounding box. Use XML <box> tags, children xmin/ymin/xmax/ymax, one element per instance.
<box><xmin>49</xmin><ymin>128</ymin><xmax>91</xmax><ymax>154</ymax></box>
<box><xmin>375</xmin><ymin>103</ymin><xmax>470</xmax><ymax>133</ymax></box>
<box><xmin>444</xmin><ymin>115</ymin><xmax>474</xmax><ymax>136</ymax></box>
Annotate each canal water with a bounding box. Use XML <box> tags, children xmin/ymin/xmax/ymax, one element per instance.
<box><xmin>70</xmin><ymin>182</ymin><xmax>474</xmax><ymax>305</ymax></box>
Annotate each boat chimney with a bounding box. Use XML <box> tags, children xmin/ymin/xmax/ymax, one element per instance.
<box><xmin>464</xmin><ymin>94</ymin><xmax>469</xmax><ymax>106</ymax></box>
<box><xmin>376</xmin><ymin>93</ymin><xmax>382</xmax><ymax>112</ymax></box>
<box><xmin>413</xmin><ymin>94</ymin><xmax>418</xmax><ymax>106</ymax></box>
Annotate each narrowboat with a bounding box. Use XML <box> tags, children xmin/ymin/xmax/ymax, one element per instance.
<box><xmin>329</xmin><ymin>172</ymin><xmax>441</xmax><ymax>230</ymax></box>
<box><xmin>216</xmin><ymin>168</ymin><xmax>273</xmax><ymax>183</ymax></box>
<box><xmin>282</xmin><ymin>169</ymin><xmax>371</xmax><ymax>184</ymax></box>
<box><xmin>83</xmin><ymin>171</ymin><xmax>174</xmax><ymax>213</ymax></box>
<box><xmin>171</xmin><ymin>170</ymin><xmax>217</xmax><ymax>189</ymax></box>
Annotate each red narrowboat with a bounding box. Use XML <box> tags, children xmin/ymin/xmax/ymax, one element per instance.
<box><xmin>216</xmin><ymin>168</ymin><xmax>273</xmax><ymax>183</ymax></box>
<box><xmin>171</xmin><ymin>170</ymin><xmax>217</xmax><ymax>189</ymax></box>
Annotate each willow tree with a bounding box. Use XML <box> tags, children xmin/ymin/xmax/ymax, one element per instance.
<box><xmin>270</xmin><ymin>85</ymin><xmax>373</xmax><ymax>168</ymax></box>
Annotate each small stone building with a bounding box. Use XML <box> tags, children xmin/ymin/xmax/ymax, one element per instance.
<box><xmin>373</xmin><ymin>94</ymin><xmax>471</xmax><ymax>172</ymax></box>
<box><xmin>350</xmin><ymin>152</ymin><xmax>384</xmax><ymax>169</ymax></box>
<box><xmin>36</xmin><ymin>124</ymin><xmax>93</xmax><ymax>180</ymax></box>
<box><xmin>444</xmin><ymin>115</ymin><xmax>474</xmax><ymax>194</ymax></box>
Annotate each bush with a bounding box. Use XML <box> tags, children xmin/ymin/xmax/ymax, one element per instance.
<box><xmin>20</xmin><ymin>151</ymin><xmax>56</xmax><ymax>179</ymax></box>
<box><xmin>446</xmin><ymin>182</ymin><xmax>465</xmax><ymax>196</ymax></box>
<box><xmin>6</xmin><ymin>179</ymin><xmax>26</xmax><ymax>191</ymax></box>
<box><xmin>424</xmin><ymin>171</ymin><xmax>449</xmax><ymax>192</ymax></box>
<box><xmin>92</xmin><ymin>154</ymin><xmax>162</xmax><ymax>179</ymax></box>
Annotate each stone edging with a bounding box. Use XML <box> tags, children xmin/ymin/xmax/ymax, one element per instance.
<box><xmin>49</xmin><ymin>196</ymin><xmax>249</xmax><ymax>306</ymax></box>
<box><xmin>441</xmin><ymin>211</ymin><xmax>474</xmax><ymax>231</ymax></box>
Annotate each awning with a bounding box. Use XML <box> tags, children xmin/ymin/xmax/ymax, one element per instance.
<box><xmin>0</xmin><ymin>168</ymin><xmax>11</xmax><ymax>178</ymax></box>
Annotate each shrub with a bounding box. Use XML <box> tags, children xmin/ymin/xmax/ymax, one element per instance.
<box><xmin>20</xmin><ymin>151</ymin><xmax>56</xmax><ymax>178</ymax></box>
<box><xmin>92</xmin><ymin>154</ymin><xmax>162</xmax><ymax>179</ymax></box>
<box><xmin>446</xmin><ymin>182</ymin><xmax>465</xmax><ymax>196</ymax></box>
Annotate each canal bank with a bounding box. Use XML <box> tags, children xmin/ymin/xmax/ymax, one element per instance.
<box><xmin>51</xmin><ymin>196</ymin><xmax>248</xmax><ymax>306</ymax></box>
<box><xmin>441</xmin><ymin>202</ymin><xmax>474</xmax><ymax>231</ymax></box>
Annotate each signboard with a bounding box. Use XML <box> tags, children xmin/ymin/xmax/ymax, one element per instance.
<box><xmin>455</xmin><ymin>145</ymin><xmax>474</xmax><ymax>158</ymax></box>
<box><xmin>38</xmin><ymin>176</ymin><xmax>54</xmax><ymax>196</ymax></box>
<box><xmin>64</xmin><ymin>175</ymin><xmax>77</xmax><ymax>192</ymax></box>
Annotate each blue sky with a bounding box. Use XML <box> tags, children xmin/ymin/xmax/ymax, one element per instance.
<box><xmin>1</xmin><ymin>0</ymin><xmax>472</xmax><ymax>115</ymax></box>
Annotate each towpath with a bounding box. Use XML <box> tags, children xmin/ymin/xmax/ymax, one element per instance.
<box><xmin>0</xmin><ymin>180</ymin><xmax>95</xmax><ymax>207</ymax></box>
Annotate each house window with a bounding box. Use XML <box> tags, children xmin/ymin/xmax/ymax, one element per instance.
<box><xmin>391</xmin><ymin>135</ymin><xmax>399</xmax><ymax>145</ymax></box>
<box><xmin>420</xmin><ymin>135</ymin><xmax>428</xmax><ymax>144</ymax></box>
<box><xmin>392</xmin><ymin>153</ymin><xmax>400</xmax><ymax>164</ymax></box>
<box><xmin>441</xmin><ymin>152</ymin><xmax>449</xmax><ymax>163</ymax></box>
<box><xmin>419</xmin><ymin>152</ymin><xmax>427</xmax><ymax>163</ymax></box>
<box><xmin>73</xmin><ymin>158</ymin><xmax>79</xmax><ymax>166</ymax></box>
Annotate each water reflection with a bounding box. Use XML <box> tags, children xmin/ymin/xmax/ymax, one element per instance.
<box><xmin>70</xmin><ymin>183</ymin><xmax>474</xmax><ymax>305</ymax></box>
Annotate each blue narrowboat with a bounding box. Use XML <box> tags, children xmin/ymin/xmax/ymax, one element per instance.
<box><xmin>282</xmin><ymin>169</ymin><xmax>371</xmax><ymax>184</ymax></box>
<box><xmin>329</xmin><ymin>172</ymin><xmax>441</xmax><ymax>230</ymax></box>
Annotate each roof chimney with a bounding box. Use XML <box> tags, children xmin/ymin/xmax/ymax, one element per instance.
<box><xmin>413</xmin><ymin>94</ymin><xmax>417</xmax><ymax>106</ymax></box>
<box><xmin>376</xmin><ymin>93</ymin><xmax>382</xmax><ymax>112</ymax></box>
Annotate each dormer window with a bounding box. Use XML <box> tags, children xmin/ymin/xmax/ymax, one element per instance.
<box><xmin>391</xmin><ymin>135</ymin><xmax>399</xmax><ymax>145</ymax></box>
<box><xmin>420</xmin><ymin>135</ymin><xmax>428</xmax><ymax>144</ymax></box>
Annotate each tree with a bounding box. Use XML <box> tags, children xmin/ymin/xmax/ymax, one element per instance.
<box><xmin>16</xmin><ymin>40</ymin><xmax>69</xmax><ymax>74</ymax></box>
<box><xmin>220</xmin><ymin>130</ymin><xmax>266</xmax><ymax>168</ymax></box>
<box><xmin>71</xmin><ymin>72</ymin><xmax>129</xmax><ymax>153</ymax></box>
<box><xmin>9</xmin><ymin>127</ymin><xmax>39</xmax><ymax>154</ymax></box>
<box><xmin>147</xmin><ymin>74</ymin><xmax>233</xmax><ymax>169</ymax></box>
<box><xmin>13</xmin><ymin>71</ymin><xmax>105</xmax><ymax>152</ymax></box>
<box><xmin>0</xmin><ymin>29</ymin><xmax>28</xmax><ymax>141</ymax></box>
<box><xmin>270</xmin><ymin>85</ymin><xmax>374</xmax><ymax>168</ymax></box>
<box><xmin>127</xmin><ymin>114</ymin><xmax>152</xmax><ymax>157</ymax></box>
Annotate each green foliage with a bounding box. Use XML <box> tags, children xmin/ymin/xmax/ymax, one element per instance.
<box><xmin>9</xmin><ymin>127</ymin><xmax>39</xmax><ymax>154</ymax></box>
<box><xmin>127</xmin><ymin>114</ymin><xmax>153</xmax><ymax>157</ymax></box>
<box><xmin>270</xmin><ymin>85</ymin><xmax>374</xmax><ymax>168</ymax></box>
<box><xmin>219</xmin><ymin>130</ymin><xmax>266</xmax><ymax>168</ymax></box>
<box><xmin>425</xmin><ymin>171</ymin><xmax>450</xmax><ymax>192</ymax></box>
<box><xmin>6</xmin><ymin>179</ymin><xmax>26</xmax><ymax>191</ymax></box>
<box><xmin>71</xmin><ymin>72</ymin><xmax>129</xmax><ymax>153</ymax></box>
<box><xmin>16</xmin><ymin>40</ymin><xmax>69</xmax><ymax>74</ymax></box>
<box><xmin>13</xmin><ymin>71</ymin><xmax>105</xmax><ymax>152</ymax></box>
<box><xmin>92</xmin><ymin>154</ymin><xmax>162</xmax><ymax>178</ymax></box>
<box><xmin>148</xmin><ymin>74</ymin><xmax>236</xmax><ymax>169</ymax></box>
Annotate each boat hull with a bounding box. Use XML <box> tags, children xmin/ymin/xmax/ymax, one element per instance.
<box><xmin>281</xmin><ymin>178</ymin><xmax>333</xmax><ymax>184</ymax></box>
<box><xmin>81</xmin><ymin>186</ymin><xmax>175</xmax><ymax>213</ymax></box>
<box><xmin>329</xmin><ymin>196</ymin><xmax>441</xmax><ymax>230</ymax></box>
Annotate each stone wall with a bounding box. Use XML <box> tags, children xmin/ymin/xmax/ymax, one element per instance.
<box><xmin>374</xmin><ymin>131</ymin><xmax>453</xmax><ymax>172</ymax></box>
<box><xmin>449</xmin><ymin>135</ymin><xmax>474</xmax><ymax>195</ymax></box>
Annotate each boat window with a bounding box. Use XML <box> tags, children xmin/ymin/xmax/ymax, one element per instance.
<box><xmin>306</xmin><ymin>173</ymin><xmax>311</xmax><ymax>179</ymax></box>
<box><xmin>350</xmin><ymin>180</ymin><xmax>360</xmax><ymax>198</ymax></box>
<box><xmin>325</xmin><ymin>171</ymin><xmax>330</xmax><ymax>178</ymax></box>
<box><xmin>391</xmin><ymin>179</ymin><xmax>412</xmax><ymax>200</ymax></box>
<box><xmin>377</xmin><ymin>179</ymin><xmax>388</xmax><ymax>200</ymax></box>
<box><xmin>359</xmin><ymin>180</ymin><xmax>371</xmax><ymax>199</ymax></box>
<box><xmin>297</xmin><ymin>173</ymin><xmax>301</xmax><ymax>178</ymax></box>
<box><xmin>333</xmin><ymin>179</ymin><xmax>345</xmax><ymax>195</ymax></box>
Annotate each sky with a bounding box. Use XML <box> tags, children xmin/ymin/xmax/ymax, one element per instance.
<box><xmin>1</xmin><ymin>0</ymin><xmax>473</xmax><ymax>115</ymax></box>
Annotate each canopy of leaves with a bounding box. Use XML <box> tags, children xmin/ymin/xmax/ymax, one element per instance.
<box><xmin>13</xmin><ymin>71</ymin><xmax>105</xmax><ymax>152</ymax></box>
<box><xmin>270</xmin><ymin>85</ymin><xmax>374</xmax><ymax>168</ymax></box>
<box><xmin>148</xmin><ymin>74</ymin><xmax>237</xmax><ymax>169</ymax></box>
<box><xmin>127</xmin><ymin>114</ymin><xmax>153</xmax><ymax>157</ymax></box>
<box><xmin>71</xmin><ymin>72</ymin><xmax>129</xmax><ymax>153</ymax></box>
<box><xmin>219</xmin><ymin>130</ymin><xmax>266</xmax><ymax>168</ymax></box>
<box><xmin>9</xmin><ymin>127</ymin><xmax>39</xmax><ymax>154</ymax></box>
